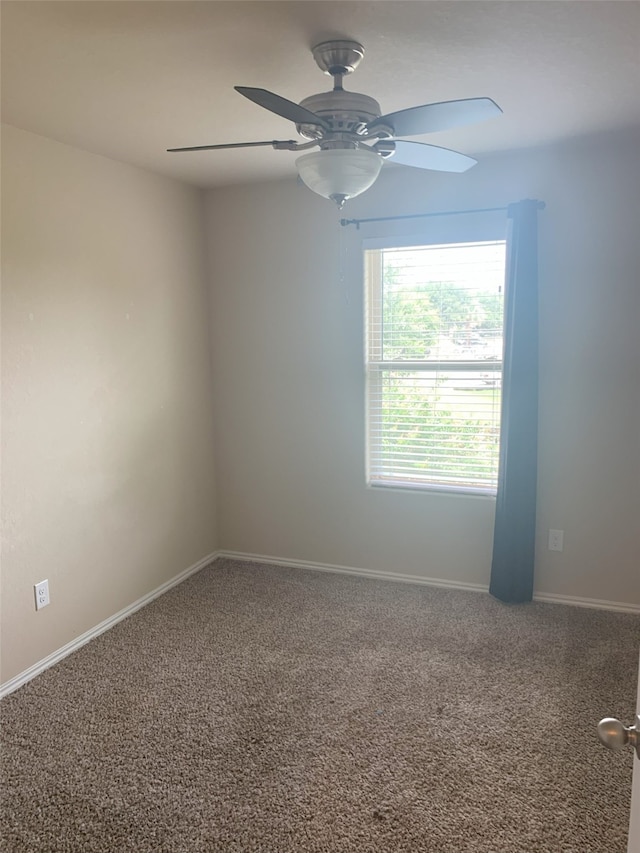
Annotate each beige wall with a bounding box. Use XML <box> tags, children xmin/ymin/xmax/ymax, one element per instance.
<box><xmin>2</xmin><ymin>123</ymin><xmax>637</xmax><ymax>687</ymax></box>
<box><xmin>205</xmin><ymin>128</ymin><xmax>640</xmax><ymax>607</ymax></box>
<box><xmin>1</xmin><ymin>125</ymin><xmax>218</xmax><ymax>683</ymax></box>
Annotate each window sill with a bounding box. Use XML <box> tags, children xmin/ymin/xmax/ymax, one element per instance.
<box><xmin>366</xmin><ymin>481</ymin><xmax>497</xmax><ymax>499</ymax></box>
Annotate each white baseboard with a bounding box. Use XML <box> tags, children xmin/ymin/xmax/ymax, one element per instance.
<box><xmin>4</xmin><ymin>548</ymin><xmax>637</xmax><ymax>699</ymax></box>
<box><xmin>217</xmin><ymin>550</ymin><xmax>640</xmax><ymax>614</ymax></box>
<box><xmin>532</xmin><ymin>590</ymin><xmax>640</xmax><ymax>614</ymax></box>
<box><xmin>0</xmin><ymin>551</ymin><xmax>219</xmax><ymax>699</ymax></box>
<box><xmin>216</xmin><ymin>550</ymin><xmax>490</xmax><ymax>594</ymax></box>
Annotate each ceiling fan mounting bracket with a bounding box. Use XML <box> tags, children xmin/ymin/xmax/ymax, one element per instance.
<box><xmin>311</xmin><ymin>40</ymin><xmax>365</xmax><ymax>77</ymax></box>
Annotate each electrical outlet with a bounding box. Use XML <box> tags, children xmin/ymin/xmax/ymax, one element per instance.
<box><xmin>548</xmin><ymin>529</ymin><xmax>564</xmax><ymax>552</ymax></box>
<box><xmin>34</xmin><ymin>579</ymin><xmax>50</xmax><ymax>611</ymax></box>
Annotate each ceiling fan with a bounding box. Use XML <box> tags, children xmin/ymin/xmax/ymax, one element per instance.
<box><xmin>168</xmin><ymin>40</ymin><xmax>502</xmax><ymax>208</ymax></box>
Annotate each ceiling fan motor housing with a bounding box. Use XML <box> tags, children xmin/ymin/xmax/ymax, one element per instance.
<box><xmin>297</xmin><ymin>90</ymin><xmax>382</xmax><ymax>140</ymax></box>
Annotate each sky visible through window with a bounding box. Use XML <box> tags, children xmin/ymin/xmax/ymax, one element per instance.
<box><xmin>381</xmin><ymin>241</ymin><xmax>506</xmax><ymax>363</ymax></box>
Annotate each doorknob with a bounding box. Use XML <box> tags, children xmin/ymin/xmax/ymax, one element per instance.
<box><xmin>598</xmin><ymin>714</ymin><xmax>640</xmax><ymax>759</ymax></box>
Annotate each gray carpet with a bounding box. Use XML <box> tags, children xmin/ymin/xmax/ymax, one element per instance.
<box><xmin>1</xmin><ymin>558</ymin><xmax>638</xmax><ymax>853</ymax></box>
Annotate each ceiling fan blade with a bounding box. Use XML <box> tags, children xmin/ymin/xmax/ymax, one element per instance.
<box><xmin>167</xmin><ymin>140</ymin><xmax>297</xmax><ymax>153</ymax></box>
<box><xmin>235</xmin><ymin>86</ymin><xmax>330</xmax><ymax>131</ymax></box>
<box><xmin>385</xmin><ymin>140</ymin><xmax>477</xmax><ymax>173</ymax></box>
<box><xmin>369</xmin><ymin>97</ymin><xmax>502</xmax><ymax>138</ymax></box>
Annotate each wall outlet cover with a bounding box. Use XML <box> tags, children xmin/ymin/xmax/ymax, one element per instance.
<box><xmin>34</xmin><ymin>579</ymin><xmax>50</xmax><ymax>610</ymax></box>
<box><xmin>548</xmin><ymin>529</ymin><xmax>564</xmax><ymax>552</ymax></box>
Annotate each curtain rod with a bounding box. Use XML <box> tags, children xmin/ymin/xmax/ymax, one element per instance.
<box><xmin>340</xmin><ymin>201</ymin><xmax>545</xmax><ymax>229</ymax></box>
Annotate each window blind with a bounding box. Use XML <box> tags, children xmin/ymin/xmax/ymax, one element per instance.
<box><xmin>365</xmin><ymin>240</ymin><xmax>507</xmax><ymax>493</ymax></box>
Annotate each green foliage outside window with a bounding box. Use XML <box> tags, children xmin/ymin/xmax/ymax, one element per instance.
<box><xmin>378</xmin><ymin>263</ymin><xmax>502</xmax><ymax>484</ymax></box>
<box><xmin>380</xmin><ymin>375</ymin><xmax>500</xmax><ymax>483</ymax></box>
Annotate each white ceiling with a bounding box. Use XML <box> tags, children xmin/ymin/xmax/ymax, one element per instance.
<box><xmin>2</xmin><ymin>1</ymin><xmax>639</xmax><ymax>189</ymax></box>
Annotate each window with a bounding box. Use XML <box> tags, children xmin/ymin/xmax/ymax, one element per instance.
<box><xmin>365</xmin><ymin>240</ymin><xmax>507</xmax><ymax>494</ymax></box>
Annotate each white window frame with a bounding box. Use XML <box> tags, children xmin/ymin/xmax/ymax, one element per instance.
<box><xmin>364</xmin><ymin>238</ymin><xmax>507</xmax><ymax>497</ymax></box>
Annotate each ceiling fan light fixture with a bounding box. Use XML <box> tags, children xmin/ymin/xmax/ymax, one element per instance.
<box><xmin>295</xmin><ymin>148</ymin><xmax>382</xmax><ymax>208</ymax></box>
